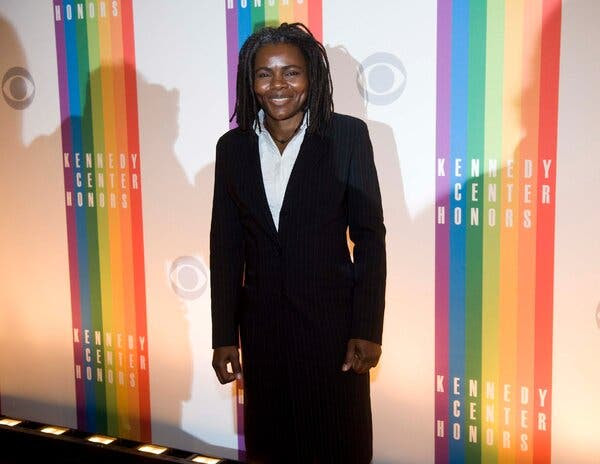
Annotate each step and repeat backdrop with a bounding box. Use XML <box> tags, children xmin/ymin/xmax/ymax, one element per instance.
<box><xmin>0</xmin><ymin>1</ymin><xmax>598</xmax><ymax>463</ymax></box>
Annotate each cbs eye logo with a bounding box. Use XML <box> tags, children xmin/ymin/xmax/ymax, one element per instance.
<box><xmin>168</xmin><ymin>256</ymin><xmax>208</xmax><ymax>300</ymax></box>
<box><xmin>356</xmin><ymin>52</ymin><xmax>407</xmax><ymax>106</ymax></box>
<box><xmin>2</xmin><ymin>67</ymin><xmax>35</xmax><ymax>110</ymax></box>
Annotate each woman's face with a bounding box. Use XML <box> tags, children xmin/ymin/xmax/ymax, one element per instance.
<box><xmin>253</xmin><ymin>42</ymin><xmax>309</xmax><ymax>123</ymax></box>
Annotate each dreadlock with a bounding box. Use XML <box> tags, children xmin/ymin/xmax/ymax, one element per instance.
<box><xmin>232</xmin><ymin>22</ymin><xmax>334</xmax><ymax>136</ymax></box>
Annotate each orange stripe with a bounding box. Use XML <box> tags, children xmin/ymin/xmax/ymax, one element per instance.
<box><xmin>516</xmin><ymin>1</ymin><xmax>542</xmax><ymax>462</ymax></box>
<box><xmin>109</xmin><ymin>4</ymin><xmax>141</xmax><ymax>440</ymax></box>
<box><xmin>98</xmin><ymin>7</ymin><xmax>131</xmax><ymax>439</ymax></box>
<box><xmin>278</xmin><ymin>0</ymin><xmax>294</xmax><ymax>24</ymax></box>
<box><xmin>294</xmin><ymin>0</ymin><xmax>309</xmax><ymax>27</ymax></box>
<box><xmin>111</xmin><ymin>4</ymin><xmax>140</xmax><ymax>440</ymax></box>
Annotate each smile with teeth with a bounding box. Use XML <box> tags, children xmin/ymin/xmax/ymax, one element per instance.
<box><xmin>268</xmin><ymin>96</ymin><xmax>293</xmax><ymax>104</ymax></box>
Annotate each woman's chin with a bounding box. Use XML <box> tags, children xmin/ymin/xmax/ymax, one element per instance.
<box><xmin>263</xmin><ymin>105</ymin><xmax>303</xmax><ymax>122</ymax></box>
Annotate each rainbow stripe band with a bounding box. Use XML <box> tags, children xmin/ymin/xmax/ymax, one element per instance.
<box><xmin>224</xmin><ymin>0</ymin><xmax>322</xmax><ymax>456</ymax></box>
<box><xmin>225</xmin><ymin>0</ymin><xmax>323</xmax><ymax>128</ymax></box>
<box><xmin>435</xmin><ymin>1</ymin><xmax>561</xmax><ymax>463</ymax></box>
<box><xmin>52</xmin><ymin>0</ymin><xmax>151</xmax><ymax>441</ymax></box>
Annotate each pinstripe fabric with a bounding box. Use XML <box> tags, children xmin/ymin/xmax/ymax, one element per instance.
<box><xmin>210</xmin><ymin>113</ymin><xmax>386</xmax><ymax>463</ymax></box>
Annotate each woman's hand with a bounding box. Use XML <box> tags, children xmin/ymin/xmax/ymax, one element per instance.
<box><xmin>212</xmin><ymin>346</ymin><xmax>243</xmax><ymax>384</ymax></box>
<box><xmin>342</xmin><ymin>338</ymin><xmax>382</xmax><ymax>374</ymax></box>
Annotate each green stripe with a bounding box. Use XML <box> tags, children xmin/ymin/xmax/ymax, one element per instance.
<box><xmin>85</xmin><ymin>1</ymin><xmax>118</xmax><ymax>436</ymax></box>
<box><xmin>465</xmin><ymin>0</ymin><xmax>486</xmax><ymax>460</ymax></box>
<box><xmin>264</xmin><ymin>0</ymin><xmax>279</xmax><ymax>27</ymax></box>
<box><xmin>251</xmin><ymin>1</ymin><xmax>265</xmax><ymax>33</ymax></box>
<box><xmin>481</xmin><ymin>0</ymin><xmax>504</xmax><ymax>462</ymax></box>
<box><xmin>76</xmin><ymin>6</ymin><xmax>106</xmax><ymax>433</ymax></box>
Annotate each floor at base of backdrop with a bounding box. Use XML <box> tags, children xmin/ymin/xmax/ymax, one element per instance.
<box><xmin>0</xmin><ymin>416</ymin><xmax>239</xmax><ymax>464</ymax></box>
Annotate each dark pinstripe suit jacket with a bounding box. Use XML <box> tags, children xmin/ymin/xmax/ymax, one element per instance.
<box><xmin>210</xmin><ymin>112</ymin><xmax>386</xmax><ymax>364</ymax></box>
<box><xmin>210</xmin><ymin>112</ymin><xmax>386</xmax><ymax>462</ymax></box>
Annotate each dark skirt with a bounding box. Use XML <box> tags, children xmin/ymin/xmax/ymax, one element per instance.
<box><xmin>240</xmin><ymin>350</ymin><xmax>373</xmax><ymax>464</ymax></box>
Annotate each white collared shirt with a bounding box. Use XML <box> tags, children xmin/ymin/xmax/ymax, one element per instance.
<box><xmin>254</xmin><ymin>108</ymin><xmax>309</xmax><ymax>231</ymax></box>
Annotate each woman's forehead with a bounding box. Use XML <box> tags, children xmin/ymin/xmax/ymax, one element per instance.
<box><xmin>254</xmin><ymin>42</ymin><xmax>306</xmax><ymax>66</ymax></box>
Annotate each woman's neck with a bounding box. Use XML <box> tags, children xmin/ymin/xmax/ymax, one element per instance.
<box><xmin>263</xmin><ymin>111</ymin><xmax>305</xmax><ymax>146</ymax></box>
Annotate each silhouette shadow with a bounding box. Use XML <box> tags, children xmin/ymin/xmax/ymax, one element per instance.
<box><xmin>0</xmin><ymin>14</ymin><xmax>238</xmax><ymax>461</ymax></box>
<box><xmin>326</xmin><ymin>44</ymin><xmax>411</xmax><ymax>385</ymax></box>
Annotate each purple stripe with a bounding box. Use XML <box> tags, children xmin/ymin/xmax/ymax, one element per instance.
<box><xmin>225</xmin><ymin>4</ymin><xmax>246</xmax><ymax>456</ymax></box>
<box><xmin>434</xmin><ymin>0</ymin><xmax>451</xmax><ymax>463</ymax></box>
<box><xmin>226</xmin><ymin>1</ymin><xmax>238</xmax><ymax>128</ymax></box>
<box><xmin>52</xmin><ymin>0</ymin><xmax>85</xmax><ymax>429</ymax></box>
<box><xmin>53</xmin><ymin>1</ymin><xmax>70</xmax><ymax>147</ymax></box>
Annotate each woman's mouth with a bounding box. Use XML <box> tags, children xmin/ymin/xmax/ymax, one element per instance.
<box><xmin>268</xmin><ymin>96</ymin><xmax>293</xmax><ymax>105</ymax></box>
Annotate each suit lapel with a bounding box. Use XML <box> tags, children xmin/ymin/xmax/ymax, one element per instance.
<box><xmin>246</xmin><ymin>132</ymin><xmax>281</xmax><ymax>246</ymax></box>
<box><xmin>244</xmin><ymin>129</ymin><xmax>330</xmax><ymax>246</ymax></box>
<box><xmin>278</xmin><ymin>131</ymin><xmax>330</xmax><ymax>235</ymax></box>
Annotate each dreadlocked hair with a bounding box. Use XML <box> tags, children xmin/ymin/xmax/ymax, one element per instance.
<box><xmin>232</xmin><ymin>22</ymin><xmax>334</xmax><ymax>137</ymax></box>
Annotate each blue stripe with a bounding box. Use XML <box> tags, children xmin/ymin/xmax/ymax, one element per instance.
<box><xmin>64</xmin><ymin>0</ymin><xmax>95</xmax><ymax>432</ymax></box>
<box><xmin>237</xmin><ymin>0</ymin><xmax>252</xmax><ymax>50</ymax></box>
<box><xmin>449</xmin><ymin>0</ymin><xmax>468</xmax><ymax>460</ymax></box>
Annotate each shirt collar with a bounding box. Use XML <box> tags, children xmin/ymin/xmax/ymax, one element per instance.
<box><xmin>254</xmin><ymin>108</ymin><xmax>310</xmax><ymax>135</ymax></box>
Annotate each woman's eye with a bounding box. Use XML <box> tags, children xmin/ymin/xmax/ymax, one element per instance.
<box><xmin>285</xmin><ymin>71</ymin><xmax>299</xmax><ymax>77</ymax></box>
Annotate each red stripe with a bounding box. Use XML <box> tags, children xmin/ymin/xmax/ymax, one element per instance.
<box><xmin>121</xmin><ymin>0</ymin><xmax>152</xmax><ymax>442</ymax></box>
<box><xmin>308</xmin><ymin>0</ymin><xmax>323</xmax><ymax>42</ymax></box>
<box><xmin>534</xmin><ymin>0</ymin><xmax>561</xmax><ymax>462</ymax></box>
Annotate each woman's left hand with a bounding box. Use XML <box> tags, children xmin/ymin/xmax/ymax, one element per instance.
<box><xmin>342</xmin><ymin>338</ymin><xmax>382</xmax><ymax>374</ymax></box>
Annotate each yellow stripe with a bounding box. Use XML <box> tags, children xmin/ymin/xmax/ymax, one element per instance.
<box><xmin>498</xmin><ymin>0</ymin><xmax>523</xmax><ymax>462</ymax></box>
<box><xmin>97</xmin><ymin>7</ymin><xmax>130</xmax><ymax>439</ymax></box>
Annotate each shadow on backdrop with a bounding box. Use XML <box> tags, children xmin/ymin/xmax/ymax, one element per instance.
<box><xmin>0</xmin><ymin>14</ymin><xmax>238</xmax><ymax>460</ymax></box>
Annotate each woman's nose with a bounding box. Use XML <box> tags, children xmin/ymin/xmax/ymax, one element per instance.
<box><xmin>270</xmin><ymin>73</ymin><xmax>287</xmax><ymax>89</ymax></box>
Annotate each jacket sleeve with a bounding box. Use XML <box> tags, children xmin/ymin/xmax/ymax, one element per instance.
<box><xmin>210</xmin><ymin>136</ymin><xmax>245</xmax><ymax>348</ymax></box>
<box><xmin>347</xmin><ymin>119</ymin><xmax>387</xmax><ymax>345</ymax></box>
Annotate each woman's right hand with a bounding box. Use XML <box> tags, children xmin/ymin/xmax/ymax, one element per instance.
<box><xmin>212</xmin><ymin>346</ymin><xmax>243</xmax><ymax>384</ymax></box>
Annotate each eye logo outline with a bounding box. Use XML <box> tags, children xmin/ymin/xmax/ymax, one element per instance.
<box><xmin>2</xmin><ymin>67</ymin><xmax>35</xmax><ymax>110</ymax></box>
<box><xmin>168</xmin><ymin>256</ymin><xmax>208</xmax><ymax>300</ymax></box>
<box><xmin>356</xmin><ymin>52</ymin><xmax>407</xmax><ymax>106</ymax></box>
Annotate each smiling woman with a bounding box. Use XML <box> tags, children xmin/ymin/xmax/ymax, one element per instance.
<box><xmin>232</xmin><ymin>22</ymin><xmax>333</xmax><ymax>138</ymax></box>
<box><xmin>252</xmin><ymin>43</ymin><xmax>309</xmax><ymax>148</ymax></box>
<box><xmin>210</xmin><ymin>23</ymin><xmax>386</xmax><ymax>464</ymax></box>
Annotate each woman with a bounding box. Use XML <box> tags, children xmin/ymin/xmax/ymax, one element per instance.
<box><xmin>210</xmin><ymin>23</ymin><xmax>386</xmax><ymax>463</ymax></box>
